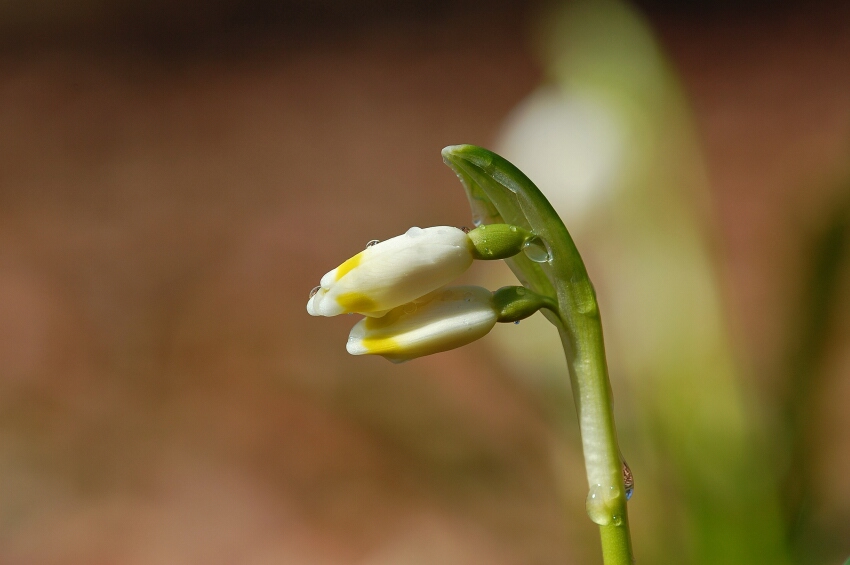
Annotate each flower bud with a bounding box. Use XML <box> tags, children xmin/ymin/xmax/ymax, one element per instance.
<box><xmin>346</xmin><ymin>286</ymin><xmax>498</xmax><ymax>363</ymax></box>
<box><xmin>466</xmin><ymin>224</ymin><xmax>532</xmax><ymax>260</ymax></box>
<box><xmin>492</xmin><ymin>286</ymin><xmax>557</xmax><ymax>323</ymax></box>
<box><xmin>307</xmin><ymin>226</ymin><xmax>474</xmax><ymax>317</ymax></box>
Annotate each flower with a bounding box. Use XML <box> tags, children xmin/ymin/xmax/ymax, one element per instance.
<box><xmin>307</xmin><ymin>226</ymin><xmax>474</xmax><ymax>317</ymax></box>
<box><xmin>346</xmin><ymin>286</ymin><xmax>498</xmax><ymax>363</ymax></box>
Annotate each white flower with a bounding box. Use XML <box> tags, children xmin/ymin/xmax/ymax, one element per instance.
<box><xmin>307</xmin><ymin>226</ymin><xmax>473</xmax><ymax>317</ymax></box>
<box><xmin>346</xmin><ymin>286</ymin><xmax>498</xmax><ymax>363</ymax></box>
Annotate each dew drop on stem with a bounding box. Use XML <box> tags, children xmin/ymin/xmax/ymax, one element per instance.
<box><xmin>586</xmin><ymin>484</ymin><xmax>614</xmax><ymax>526</ymax></box>
<box><xmin>611</xmin><ymin>515</ymin><xmax>623</xmax><ymax>527</ymax></box>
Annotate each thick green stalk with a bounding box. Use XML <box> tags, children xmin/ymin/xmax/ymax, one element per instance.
<box><xmin>548</xmin><ymin>220</ymin><xmax>634</xmax><ymax>565</ymax></box>
<box><xmin>443</xmin><ymin>144</ymin><xmax>634</xmax><ymax>564</ymax></box>
<box><xmin>556</xmin><ymin>317</ymin><xmax>633</xmax><ymax>564</ymax></box>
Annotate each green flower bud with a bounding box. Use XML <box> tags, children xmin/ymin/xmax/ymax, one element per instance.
<box><xmin>467</xmin><ymin>224</ymin><xmax>533</xmax><ymax>260</ymax></box>
<box><xmin>492</xmin><ymin>285</ymin><xmax>557</xmax><ymax>323</ymax></box>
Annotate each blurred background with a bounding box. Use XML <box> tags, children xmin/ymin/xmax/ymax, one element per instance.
<box><xmin>1</xmin><ymin>0</ymin><xmax>849</xmax><ymax>563</ymax></box>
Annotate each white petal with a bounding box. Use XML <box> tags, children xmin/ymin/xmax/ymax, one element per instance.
<box><xmin>346</xmin><ymin>286</ymin><xmax>497</xmax><ymax>362</ymax></box>
<box><xmin>316</xmin><ymin>226</ymin><xmax>474</xmax><ymax>316</ymax></box>
<box><xmin>308</xmin><ymin>288</ymin><xmax>346</xmax><ymax>317</ymax></box>
<box><xmin>306</xmin><ymin>293</ymin><xmax>318</xmax><ymax>315</ymax></box>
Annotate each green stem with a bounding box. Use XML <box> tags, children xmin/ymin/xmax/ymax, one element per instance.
<box><xmin>547</xmin><ymin>224</ymin><xmax>633</xmax><ymax>564</ymax></box>
<box><xmin>442</xmin><ymin>144</ymin><xmax>635</xmax><ymax>565</ymax></box>
<box><xmin>556</xmin><ymin>320</ymin><xmax>634</xmax><ymax>564</ymax></box>
<box><xmin>600</xmin><ymin>522</ymin><xmax>635</xmax><ymax>565</ymax></box>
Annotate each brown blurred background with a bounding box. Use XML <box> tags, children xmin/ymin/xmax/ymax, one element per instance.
<box><xmin>1</xmin><ymin>1</ymin><xmax>849</xmax><ymax>564</ymax></box>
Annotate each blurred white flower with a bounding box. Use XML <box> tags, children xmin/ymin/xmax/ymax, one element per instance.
<box><xmin>346</xmin><ymin>286</ymin><xmax>498</xmax><ymax>363</ymax></box>
<box><xmin>307</xmin><ymin>226</ymin><xmax>473</xmax><ymax>318</ymax></box>
<box><xmin>498</xmin><ymin>86</ymin><xmax>625</xmax><ymax>230</ymax></box>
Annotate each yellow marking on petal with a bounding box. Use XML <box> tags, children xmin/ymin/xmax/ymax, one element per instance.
<box><xmin>336</xmin><ymin>292</ymin><xmax>377</xmax><ymax>313</ymax></box>
<box><xmin>334</xmin><ymin>252</ymin><xmax>362</xmax><ymax>281</ymax></box>
<box><xmin>360</xmin><ymin>335</ymin><xmax>400</xmax><ymax>355</ymax></box>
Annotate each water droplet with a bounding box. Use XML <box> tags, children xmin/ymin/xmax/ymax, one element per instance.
<box><xmin>586</xmin><ymin>484</ymin><xmax>613</xmax><ymax>526</ymax></box>
<box><xmin>472</xmin><ymin>214</ymin><xmax>483</xmax><ymax>227</ymax></box>
<box><xmin>514</xmin><ymin>320</ymin><xmax>520</xmax><ymax>325</ymax></box>
<box><xmin>509</xmin><ymin>225</ymin><xmax>517</xmax><ymax>232</ymax></box>
<box><xmin>516</xmin><ymin>287</ymin><xmax>526</xmax><ymax>295</ymax></box>
<box><xmin>406</xmin><ymin>227</ymin><xmax>424</xmax><ymax>238</ymax></box>
<box><xmin>522</xmin><ymin>236</ymin><xmax>551</xmax><ymax>263</ymax></box>
<box><xmin>586</xmin><ymin>483</ymin><xmax>624</xmax><ymax>526</ymax></box>
<box><xmin>309</xmin><ymin>286</ymin><xmax>321</xmax><ymax>298</ymax></box>
<box><xmin>366</xmin><ymin>239</ymin><xmax>380</xmax><ymax>248</ymax></box>
<box><xmin>612</xmin><ymin>515</ymin><xmax>623</xmax><ymax>527</ymax></box>
<box><xmin>623</xmin><ymin>459</ymin><xmax>634</xmax><ymax>501</ymax></box>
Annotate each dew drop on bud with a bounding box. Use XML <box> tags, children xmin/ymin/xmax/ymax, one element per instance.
<box><xmin>514</xmin><ymin>320</ymin><xmax>520</xmax><ymax>325</ymax></box>
<box><xmin>309</xmin><ymin>286</ymin><xmax>321</xmax><ymax>298</ymax></box>
<box><xmin>366</xmin><ymin>239</ymin><xmax>380</xmax><ymax>248</ymax></box>
<box><xmin>406</xmin><ymin>227</ymin><xmax>424</xmax><ymax>238</ymax></box>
